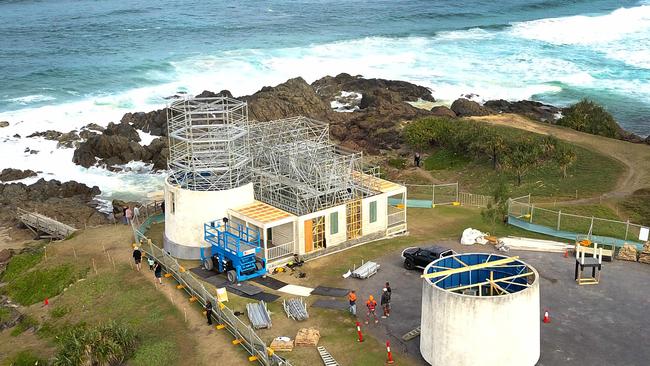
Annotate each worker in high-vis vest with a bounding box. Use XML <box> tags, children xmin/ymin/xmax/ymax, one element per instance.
<box><xmin>365</xmin><ymin>295</ymin><xmax>379</xmax><ymax>324</ymax></box>
<box><xmin>347</xmin><ymin>290</ymin><xmax>357</xmax><ymax>316</ymax></box>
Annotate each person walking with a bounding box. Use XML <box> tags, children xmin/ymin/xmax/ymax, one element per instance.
<box><xmin>385</xmin><ymin>282</ymin><xmax>392</xmax><ymax>295</ymax></box>
<box><xmin>205</xmin><ymin>300</ymin><xmax>213</xmax><ymax>325</ymax></box>
<box><xmin>160</xmin><ymin>201</ymin><xmax>165</xmax><ymax>214</ymax></box>
<box><xmin>125</xmin><ymin>206</ymin><xmax>133</xmax><ymax>225</ymax></box>
<box><xmin>380</xmin><ymin>287</ymin><xmax>391</xmax><ymax>318</ymax></box>
<box><xmin>132</xmin><ymin>246</ymin><xmax>142</xmax><ymax>271</ymax></box>
<box><xmin>147</xmin><ymin>256</ymin><xmax>155</xmax><ymax>271</ymax></box>
<box><xmin>122</xmin><ymin>206</ymin><xmax>128</xmax><ymax>224</ymax></box>
<box><xmin>414</xmin><ymin>152</ymin><xmax>421</xmax><ymax>167</ymax></box>
<box><xmin>133</xmin><ymin>205</ymin><xmax>140</xmax><ymax>219</ymax></box>
<box><xmin>347</xmin><ymin>290</ymin><xmax>357</xmax><ymax>316</ymax></box>
<box><xmin>365</xmin><ymin>295</ymin><xmax>379</xmax><ymax>324</ymax></box>
<box><xmin>153</xmin><ymin>261</ymin><xmax>163</xmax><ymax>285</ymax></box>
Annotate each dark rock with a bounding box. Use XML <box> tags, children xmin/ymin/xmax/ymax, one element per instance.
<box><xmin>0</xmin><ymin>121</ymin><xmax>8</xmax><ymax>128</ymax></box>
<box><xmin>0</xmin><ymin>168</ymin><xmax>37</xmax><ymax>182</ymax></box>
<box><xmin>73</xmin><ymin>134</ymin><xmax>148</xmax><ymax>168</ymax></box>
<box><xmin>121</xmin><ymin>110</ymin><xmax>167</xmax><ymax>137</ymax></box>
<box><xmin>483</xmin><ymin>99</ymin><xmax>561</xmax><ymax>122</ymax></box>
<box><xmin>27</xmin><ymin>130</ymin><xmax>63</xmax><ymax>140</ymax></box>
<box><xmin>13</xmin><ymin>134</ymin><xmax>20</xmax><ymax>138</ymax></box>
<box><xmin>56</xmin><ymin>131</ymin><xmax>81</xmax><ymax>148</ymax></box>
<box><xmin>145</xmin><ymin>137</ymin><xmax>169</xmax><ymax>171</ymax></box>
<box><xmin>29</xmin><ymin>150</ymin><xmax>39</xmax><ymax>155</ymax></box>
<box><xmin>430</xmin><ymin>106</ymin><xmax>457</xmax><ymax>118</ymax></box>
<box><xmin>104</xmin><ymin>122</ymin><xmax>141</xmax><ymax>142</ymax></box>
<box><xmin>311</xmin><ymin>73</ymin><xmax>434</xmax><ymax>104</ymax></box>
<box><xmin>242</xmin><ymin>77</ymin><xmax>332</xmax><ymax>121</ymax></box>
<box><xmin>195</xmin><ymin>90</ymin><xmax>234</xmax><ymax>98</ymax></box>
<box><xmin>450</xmin><ymin>98</ymin><xmax>493</xmax><ymax>117</ymax></box>
<box><xmin>0</xmin><ymin>179</ymin><xmax>106</xmax><ymax>229</ymax></box>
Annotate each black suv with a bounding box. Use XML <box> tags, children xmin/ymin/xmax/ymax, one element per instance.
<box><xmin>401</xmin><ymin>245</ymin><xmax>455</xmax><ymax>270</ymax></box>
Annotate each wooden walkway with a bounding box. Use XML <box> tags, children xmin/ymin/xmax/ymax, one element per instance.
<box><xmin>17</xmin><ymin>207</ymin><xmax>77</xmax><ymax>240</ymax></box>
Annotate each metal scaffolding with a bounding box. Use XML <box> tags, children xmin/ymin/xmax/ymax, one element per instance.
<box><xmin>167</xmin><ymin>97</ymin><xmax>251</xmax><ymax>191</ymax></box>
<box><xmin>166</xmin><ymin>99</ymin><xmax>379</xmax><ymax>215</ymax></box>
<box><xmin>249</xmin><ymin>116</ymin><xmax>377</xmax><ymax>216</ymax></box>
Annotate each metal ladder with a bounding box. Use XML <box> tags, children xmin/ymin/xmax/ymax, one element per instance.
<box><xmin>317</xmin><ymin>346</ymin><xmax>340</xmax><ymax>366</ymax></box>
<box><xmin>401</xmin><ymin>325</ymin><xmax>421</xmax><ymax>341</ymax></box>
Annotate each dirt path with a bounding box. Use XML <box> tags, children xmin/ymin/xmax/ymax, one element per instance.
<box><xmin>470</xmin><ymin>114</ymin><xmax>650</xmax><ymax>199</ymax></box>
<box><xmin>103</xmin><ymin>226</ymin><xmax>249</xmax><ymax>366</ymax></box>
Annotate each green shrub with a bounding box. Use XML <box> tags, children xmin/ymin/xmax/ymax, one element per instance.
<box><xmin>4</xmin><ymin>265</ymin><xmax>81</xmax><ymax>306</ymax></box>
<box><xmin>2</xmin><ymin>250</ymin><xmax>43</xmax><ymax>282</ymax></box>
<box><xmin>53</xmin><ymin>322</ymin><xmax>137</xmax><ymax>366</ymax></box>
<box><xmin>423</xmin><ymin>149</ymin><xmax>470</xmax><ymax>170</ymax></box>
<box><xmin>619</xmin><ymin>189</ymin><xmax>650</xmax><ymax>226</ymax></box>
<box><xmin>0</xmin><ymin>307</ymin><xmax>11</xmax><ymax>323</ymax></box>
<box><xmin>557</xmin><ymin>99</ymin><xmax>621</xmax><ymax>138</ymax></box>
<box><xmin>2</xmin><ymin>350</ymin><xmax>47</xmax><ymax>366</ymax></box>
<box><xmin>387</xmin><ymin>157</ymin><xmax>407</xmax><ymax>169</ymax></box>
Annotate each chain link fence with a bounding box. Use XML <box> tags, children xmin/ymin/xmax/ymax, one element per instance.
<box><xmin>130</xmin><ymin>202</ymin><xmax>291</xmax><ymax>366</ymax></box>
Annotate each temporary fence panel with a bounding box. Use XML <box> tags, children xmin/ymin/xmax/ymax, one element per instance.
<box><xmin>507</xmin><ymin>196</ymin><xmax>645</xmax><ymax>250</ymax></box>
<box><xmin>458</xmin><ymin>192</ymin><xmax>492</xmax><ymax>208</ymax></box>
<box><xmin>131</xmin><ymin>206</ymin><xmax>292</xmax><ymax>366</ymax></box>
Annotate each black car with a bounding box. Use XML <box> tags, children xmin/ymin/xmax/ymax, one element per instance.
<box><xmin>401</xmin><ymin>245</ymin><xmax>455</xmax><ymax>270</ymax></box>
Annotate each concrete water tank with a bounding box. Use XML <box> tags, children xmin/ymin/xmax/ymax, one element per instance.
<box><xmin>420</xmin><ymin>253</ymin><xmax>540</xmax><ymax>366</ymax></box>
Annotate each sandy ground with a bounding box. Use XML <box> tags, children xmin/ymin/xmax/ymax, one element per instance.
<box><xmin>470</xmin><ymin>114</ymin><xmax>650</xmax><ymax>198</ymax></box>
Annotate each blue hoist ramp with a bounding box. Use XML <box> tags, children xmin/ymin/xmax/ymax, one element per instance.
<box><xmin>202</xmin><ymin>220</ymin><xmax>267</xmax><ymax>283</ymax></box>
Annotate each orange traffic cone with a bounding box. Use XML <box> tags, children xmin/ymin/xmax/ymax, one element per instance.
<box><xmin>564</xmin><ymin>249</ymin><xmax>568</xmax><ymax>258</ymax></box>
<box><xmin>44</xmin><ymin>297</ymin><xmax>49</xmax><ymax>306</ymax></box>
<box><xmin>543</xmin><ymin>310</ymin><xmax>550</xmax><ymax>323</ymax></box>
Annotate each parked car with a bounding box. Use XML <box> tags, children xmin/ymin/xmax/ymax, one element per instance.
<box><xmin>401</xmin><ymin>245</ymin><xmax>455</xmax><ymax>270</ymax></box>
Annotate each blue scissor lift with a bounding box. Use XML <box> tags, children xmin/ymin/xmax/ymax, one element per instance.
<box><xmin>202</xmin><ymin>220</ymin><xmax>267</xmax><ymax>283</ymax></box>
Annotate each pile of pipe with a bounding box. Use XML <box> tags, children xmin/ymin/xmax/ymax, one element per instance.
<box><xmin>351</xmin><ymin>261</ymin><xmax>380</xmax><ymax>279</ymax></box>
<box><xmin>498</xmin><ymin>237</ymin><xmax>573</xmax><ymax>253</ymax></box>
<box><xmin>283</xmin><ymin>297</ymin><xmax>309</xmax><ymax>321</ymax></box>
<box><xmin>246</xmin><ymin>300</ymin><xmax>272</xmax><ymax>329</ymax></box>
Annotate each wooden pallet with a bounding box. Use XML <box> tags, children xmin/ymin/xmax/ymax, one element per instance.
<box><xmin>401</xmin><ymin>326</ymin><xmax>421</xmax><ymax>341</ymax></box>
<box><xmin>317</xmin><ymin>346</ymin><xmax>340</xmax><ymax>366</ymax></box>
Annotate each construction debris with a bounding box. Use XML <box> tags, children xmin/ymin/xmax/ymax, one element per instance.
<box><xmin>498</xmin><ymin>237</ymin><xmax>573</xmax><ymax>253</ymax></box>
<box><xmin>246</xmin><ymin>300</ymin><xmax>272</xmax><ymax>329</ymax></box>
<box><xmin>616</xmin><ymin>244</ymin><xmax>638</xmax><ymax>262</ymax></box>
<box><xmin>270</xmin><ymin>337</ymin><xmax>294</xmax><ymax>352</ymax></box>
<box><xmin>350</xmin><ymin>260</ymin><xmax>380</xmax><ymax>279</ymax></box>
<box><xmin>638</xmin><ymin>242</ymin><xmax>650</xmax><ymax>264</ymax></box>
<box><xmin>317</xmin><ymin>346</ymin><xmax>340</xmax><ymax>366</ymax></box>
<box><xmin>283</xmin><ymin>298</ymin><xmax>309</xmax><ymax>321</ymax></box>
<box><xmin>460</xmin><ymin>228</ymin><xmax>489</xmax><ymax>245</ymax></box>
<box><xmin>295</xmin><ymin>328</ymin><xmax>320</xmax><ymax>347</ymax></box>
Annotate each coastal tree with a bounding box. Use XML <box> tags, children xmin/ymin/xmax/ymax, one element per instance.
<box><xmin>501</xmin><ymin>139</ymin><xmax>543</xmax><ymax>186</ymax></box>
<box><xmin>557</xmin><ymin>99</ymin><xmax>621</xmax><ymax>138</ymax></box>
<box><xmin>553</xmin><ymin>143</ymin><xmax>577</xmax><ymax>178</ymax></box>
<box><xmin>481</xmin><ymin>181</ymin><xmax>510</xmax><ymax>234</ymax></box>
<box><xmin>481</xmin><ymin>130</ymin><xmax>506</xmax><ymax>170</ymax></box>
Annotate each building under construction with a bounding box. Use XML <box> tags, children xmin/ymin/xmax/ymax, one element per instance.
<box><xmin>163</xmin><ymin>97</ymin><xmax>407</xmax><ymax>264</ymax></box>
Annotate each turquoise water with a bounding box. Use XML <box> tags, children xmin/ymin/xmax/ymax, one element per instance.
<box><xmin>0</xmin><ymin>0</ymin><xmax>649</xmax><ymax>135</ymax></box>
<box><xmin>0</xmin><ymin>0</ymin><xmax>649</xmax><ymax>199</ymax></box>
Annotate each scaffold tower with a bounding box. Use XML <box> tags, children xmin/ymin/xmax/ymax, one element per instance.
<box><xmin>167</xmin><ymin>97</ymin><xmax>251</xmax><ymax>191</ymax></box>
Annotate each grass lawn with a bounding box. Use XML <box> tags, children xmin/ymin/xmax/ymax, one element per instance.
<box><xmin>0</xmin><ymin>226</ymin><xmax>200</xmax><ymax>366</ymax></box>
<box><xmin>417</xmin><ymin>145</ymin><xmax>624</xmax><ymax>201</ymax></box>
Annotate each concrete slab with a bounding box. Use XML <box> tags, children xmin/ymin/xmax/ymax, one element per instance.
<box><xmin>346</xmin><ymin>240</ymin><xmax>650</xmax><ymax>365</ymax></box>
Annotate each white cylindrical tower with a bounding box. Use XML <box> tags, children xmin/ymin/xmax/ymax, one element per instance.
<box><xmin>420</xmin><ymin>253</ymin><xmax>540</xmax><ymax>366</ymax></box>
<box><xmin>163</xmin><ymin>97</ymin><xmax>255</xmax><ymax>259</ymax></box>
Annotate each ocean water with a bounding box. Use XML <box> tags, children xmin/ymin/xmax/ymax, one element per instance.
<box><xmin>0</xmin><ymin>0</ymin><xmax>649</xmax><ymax>199</ymax></box>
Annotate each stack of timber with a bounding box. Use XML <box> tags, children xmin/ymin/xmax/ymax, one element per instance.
<box><xmin>270</xmin><ymin>337</ymin><xmax>294</xmax><ymax>352</ymax></box>
<box><xmin>498</xmin><ymin>237</ymin><xmax>573</xmax><ymax>253</ymax></box>
<box><xmin>616</xmin><ymin>244</ymin><xmax>638</xmax><ymax>262</ymax></box>
<box><xmin>638</xmin><ymin>242</ymin><xmax>650</xmax><ymax>264</ymax></box>
<box><xmin>295</xmin><ymin>328</ymin><xmax>320</xmax><ymax>347</ymax></box>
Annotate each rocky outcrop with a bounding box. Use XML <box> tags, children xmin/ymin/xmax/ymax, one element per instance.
<box><xmin>243</xmin><ymin>77</ymin><xmax>332</xmax><ymax>121</ymax></box>
<box><xmin>0</xmin><ymin>169</ymin><xmax>37</xmax><ymax>182</ymax></box>
<box><xmin>27</xmin><ymin>124</ymin><xmax>104</xmax><ymax>148</ymax></box>
<box><xmin>430</xmin><ymin>106</ymin><xmax>457</xmax><ymax>118</ymax></box>
<box><xmin>0</xmin><ymin>179</ymin><xmax>106</xmax><ymax>228</ymax></box>
<box><xmin>311</xmin><ymin>73</ymin><xmax>434</xmax><ymax>103</ymax></box>
<box><xmin>484</xmin><ymin>99</ymin><xmax>560</xmax><ymax>122</ymax></box>
<box><xmin>103</xmin><ymin>122</ymin><xmax>140</xmax><ymax>142</ymax></box>
<box><xmin>72</xmin><ymin>133</ymin><xmax>168</xmax><ymax>170</ymax></box>
<box><xmin>121</xmin><ymin>109</ymin><xmax>168</xmax><ymax>137</ymax></box>
<box><xmin>450</xmin><ymin>98</ymin><xmax>493</xmax><ymax>117</ymax></box>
